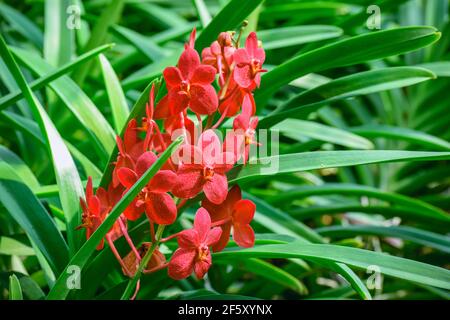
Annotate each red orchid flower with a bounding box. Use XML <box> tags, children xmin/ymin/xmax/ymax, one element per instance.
<box><xmin>162</xmin><ymin>29</ymin><xmax>218</xmax><ymax>116</ymax></box>
<box><xmin>117</xmin><ymin>151</ymin><xmax>177</xmax><ymax>225</ymax></box>
<box><xmin>202</xmin><ymin>185</ymin><xmax>255</xmax><ymax>252</ymax></box>
<box><xmin>217</xmin><ymin>77</ymin><xmax>252</xmax><ymax>117</ymax></box>
<box><xmin>96</xmin><ymin>182</ymin><xmax>125</xmax><ymax>241</ymax></box>
<box><xmin>123</xmin><ymin>242</ymin><xmax>166</xmax><ymax>276</ymax></box>
<box><xmin>112</xmin><ymin>119</ymin><xmax>144</xmax><ymax>187</ymax></box>
<box><xmin>168</xmin><ymin>208</ymin><xmax>222</xmax><ymax>280</ymax></box>
<box><xmin>223</xmin><ymin>94</ymin><xmax>258</xmax><ymax>164</ymax></box>
<box><xmin>77</xmin><ymin>177</ymin><xmax>105</xmax><ymax>250</ymax></box>
<box><xmin>233</xmin><ymin>32</ymin><xmax>267</xmax><ymax>90</ymax></box>
<box><xmin>172</xmin><ymin>129</ymin><xmax>235</xmax><ymax>204</ymax></box>
<box><xmin>78</xmin><ymin>178</ymin><xmax>125</xmax><ymax>249</ymax></box>
<box><xmin>202</xmin><ymin>32</ymin><xmax>235</xmax><ymax>85</ymax></box>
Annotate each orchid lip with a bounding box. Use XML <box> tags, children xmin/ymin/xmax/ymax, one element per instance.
<box><xmin>203</xmin><ymin>166</ymin><xmax>215</xmax><ymax>181</ymax></box>
<box><xmin>197</xmin><ymin>244</ymin><xmax>209</xmax><ymax>261</ymax></box>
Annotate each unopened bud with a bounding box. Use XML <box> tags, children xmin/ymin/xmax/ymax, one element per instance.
<box><xmin>218</xmin><ymin>32</ymin><xmax>233</xmax><ymax>47</ymax></box>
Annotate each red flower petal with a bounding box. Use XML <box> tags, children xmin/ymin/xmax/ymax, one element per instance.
<box><xmin>154</xmin><ymin>95</ymin><xmax>171</xmax><ymax>119</ymax></box>
<box><xmin>233</xmin><ymin>48</ymin><xmax>249</xmax><ymax>65</ymax></box>
<box><xmin>86</xmin><ymin>176</ymin><xmax>94</xmax><ymax>202</ymax></box>
<box><xmin>245</xmin><ymin>32</ymin><xmax>258</xmax><ymax>56</ymax></box>
<box><xmin>233</xmin><ymin>223</ymin><xmax>255</xmax><ymax>248</ymax></box>
<box><xmin>168</xmin><ymin>90</ymin><xmax>190</xmax><ymax>115</ymax></box>
<box><xmin>148</xmin><ymin>170</ymin><xmax>177</xmax><ymax>193</ymax></box>
<box><xmin>163</xmin><ymin>66</ymin><xmax>182</xmax><ymax>87</ymax></box>
<box><xmin>233</xmin><ymin>199</ymin><xmax>255</xmax><ymax>224</ymax></box>
<box><xmin>88</xmin><ymin>195</ymin><xmax>101</xmax><ymax>217</ymax></box>
<box><xmin>214</xmin><ymin>151</ymin><xmax>236</xmax><ymax>173</ymax></box>
<box><xmin>189</xmin><ymin>84</ymin><xmax>218</xmax><ymax>115</ymax></box>
<box><xmin>172</xmin><ymin>166</ymin><xmax>204</xmax><ymax>199</ymax></box>
<box><xmin>233</xmin><ymin>64</ymin><xmax>253</xmax><ymax>89</ymax></box>
<box><xmin>203</xmin><ymin>173</ymin><xmax>228</xmax><ymax>205</ymax></box>
<box><xmin>212</xmin><ymin>222</ymin><xmax>231</xmax><ymax>252</ymax></box>
<box><xmin>145</xmin><ymin>192</ymin><xmax>177</xmax><ymax>225</ymax></box>
<box><xmin>194</xmin><ymin>207</ymin><xmax>212</xmax><ymax>242</ymax></box>
<box><xmin>193</xmin><ymin>254</ymin><xmax>211</xmax><ymax>279</ymax></box>
<box><xmin>168</xmin><ymin>248</ymin><xmax>196</xmax><ymax>280</ymax></box>
<box><xmin>96</xmin><ymin>187</ymin><xmax>108</xmax><ymax>210</ymax></box>
<box><xmin>205</xmin><ymin>226</ymin><xmax>222</xmax><ymax>246</ymax></box>
<box><xmin>191</xmin><ymin>65</ymin><xmax>216</xmax><ymax>84</ymax></box>
<box><xmin>178</xmin><ymin>47</ymin><xmax>200</xmax><ymax>79</ymax></box>
<box><xmin>117</xmin><ymin>167</ymin><xmax>138</xmax><ymax>189</ymax></box>
<box><xmin>174</xmin><ymin>144</ymin><xmax>203</xmax><ymax>167</ymax></box>
<box><xmin>123</xmin><ymin>198</ymin><xmax>144</xmax><ymax>221</ymax></box>
<box><xmin>178</xmin><ymin>229</ymin><xmax>199</xmax><ymax>249</ymax></box>
<box><xmin>223</xmin><ymin>130</ymin><xmax>245</xmax><ymax>163</ymax></box>
<box><xmin>198</xmin><ymin>129</ymin><xmax>222</xmax><ymax>165</ymax></box>
<box><xmin>135</xmin><ymin>151</ymin><xmax>157</xmax><ymax>177</ymax></box>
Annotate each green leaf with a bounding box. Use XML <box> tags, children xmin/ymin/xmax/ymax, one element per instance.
<box><xmin>246</xmin><ymin>192</ymin><xmax>322</xmax><ymax>243</ymax></box>
<box><xmin>260</xmin><ymin>67</ymin><xmax>436</xmax><ymax>128</ymax></box>
<box><xmin>215</xmin><ymin>242</ymin><xmax>450</xmax><ymax>289</ymax></box>
<box><xmin>9</xmin><ymin>274</ymin><xmax>23</xmax><ymax>300</ymax></box>
<box><xmin>267</xmin><ymin>183</ymin><xmax>449</xmax><ymax>223</ymax></box>
<box><xmin>0</xmin><ymin>111</ymin><xmax>102</xmax><ymax>180</ymax></box>
<box><xmin>246</xmin><ymin>195</ymin><xmax>371</xmax><ymax>299</ymax></box>
<box><xmin>192</xmin><ymin>0</ymin><xmax>212</xmax><ymax>27</ymax></box>
<box><xmin>0</xmin><ymin>3</ymin><xmax>43</xmax><ymax>49</ymax></box>
<box><xmin>98</xmin><ymin>79</ymin><xmax>162</xmax><ymax>188</ymax></box>
<box><xmin>99</xmin><ymin>54</ymin><xmax>130</xmax><ymax>132</ymax></box>
<box><xmin>229</xmin><ymin>151</ymin><xmax>450</xmax><ymax>185</ymax></box>
<box><xmin>350</xmin><ymin>124</ymin><xmax>450</xmax><ymax>151</ymax></box>
<box><xmin>317</xmin><ymin>225</ymin><xmax>450</xmax><ymax>254</ymax></box>
<box><xmin>0</xmin><ymin>163</ymin><xmax>69</xmax><ymax>274</ymax></box>
<box><xmin>72</xmin><ymin>0</ymin><xmax>125</xmax><ymax>85</ymax></box>
<box><xmin>131</xmin><ymin>2</ymin><xmax>189</xmax><ymax>29</ymax></box>
<box><xmin>111</xmin><ymin>25</ymin><xmax>168</xmax><ymax>61</ymax></box>
<box><xmin>0</xmin><ymin>34</ymin><xmax>85</xmax><ymax>255</ymax></box>
<box><xmin>44</xmin><ymin>0</ymin><xmax>74</xmax><ymax>67</ymax></box>
<box><xmin>195</xmin><ymin>0</ymin><xmax>265</xmax><ymax>50</ymax></box>
<box><xmin>0</xmin><ymin>145</ymin><xmax>40</xmax><ymax>190</ymax></box>
<box><xmin>416</xmin><ymin>61</ymin><xmax>450</xmax><ymax>77</ymax></box>
<box><xmin>11</xmin><ymin>46</ymin><xmax>116</xmax><ymax>158</ymax></box>
<box><xmin>0</xmin><ymin>237</ymin><xmax>35</xmax><ymax>256</ymax></box>
<box><xmin>274</xmin><ymin>119</ymin><xmax>374</xmax><ymax>150</ymax></box>
<box><xmin>255</xmin><ymin>27</ymin><xmax>441</xmax><ymax>107</ymax></box>
<box><xmin>258</xmin><ymin>25</ymin><xmax>343</xmax><ymax>50</ymax></box>
<box><xmin>0</xmin><ymin>44</ymin><xmax>113</xmax><ymax>110</ymax></box>
<box><xmin>46</xmin><ymin>136</ymin><xmax>183</xmax><ymax>300</ymax></box>
<box><xmin>216</xmin><ymin>257</ymin><xmax>308</xmax><ymax>295</ymax></box>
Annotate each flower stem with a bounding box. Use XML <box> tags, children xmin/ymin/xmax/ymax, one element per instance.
<box><xmin>120</xmin><ymin>225</ymin><xmax>165</xmax><ymax>300</ymax></box>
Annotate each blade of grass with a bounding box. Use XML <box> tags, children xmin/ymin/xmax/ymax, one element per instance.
<box><xmin>9</xmin><ymin>274</ymin><xmax>23</xmax><ymax>300</ymax></box>
<box><xmin>0</xmin><ymin>44</ymin><xmax>114</xmax><ymax>110</ymax></box>
<box><xmin>0</xmin><ymin>163</ymin><xmax>69</xmax><ymax>274</ymax></box>
<box><xmin>215</xmin><ymin>242</ymin><xmax>450</xmax><ymax>289</ymax></box>
<box><xmin>99</xmin><ymin>53</ymin><xmax>129</xmax><ymax>132</ymax></box>
<box><xmin>72</xmin><ymin>0</ymin><xmax>125</xmax><ymax>85</ymax></box>
<box><xmin>229</xmin><ymin>151</ymin><xmax>450</xmax><ymax>185</ymax></box>
<box><xmin>0</xmin><ymin>34</ymin><xmax>85</xmax><ymax>255</ymax></box>
<box><xmin>11</xmin><ymin>46</ymin><xmax>116</xmax><ymax>158</ymax></box>
<box><xmin>255</xmin><ymin>27</ymin><xmax>441</xmax><ymax>108</ymax></box>
<box><xmin>195</xmin><ymin>0</ymin><xmax>265</xmax><ymax>50</ymax></box>
<box><xmin>46</xmin><ymin>136</ymin><xmax>183</xmax><ymax>300</ymax></box>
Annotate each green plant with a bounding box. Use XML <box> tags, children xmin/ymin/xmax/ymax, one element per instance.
<box><xmin>0</xmin><ymin>0</ymin><xmax>449</xmax><ymax>300</ymax></box>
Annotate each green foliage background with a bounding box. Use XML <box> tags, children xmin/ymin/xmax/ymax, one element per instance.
<box><xmin>0</xmin><ymin>0</ymin><xmax>449</xmax><ymax>300</ymax></box>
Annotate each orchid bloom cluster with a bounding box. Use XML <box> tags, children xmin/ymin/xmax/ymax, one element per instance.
<box><xmin>78</xmin><ymin>28</ymin><xmax>265</xmax><ymax>285</ymax></box>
